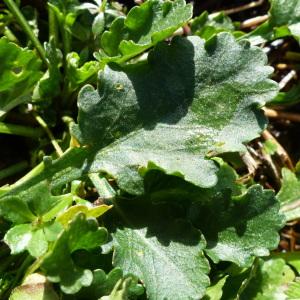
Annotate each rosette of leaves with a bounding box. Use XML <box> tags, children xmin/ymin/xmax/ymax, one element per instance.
<box><xmin>0</xmin><ymin>28</ymin><xmax>282</xmax><ymax>300</ymax></box>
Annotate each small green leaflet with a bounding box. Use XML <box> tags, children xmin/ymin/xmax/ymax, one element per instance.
<box><xmin>2</xmin><ymin>182</ymin><xmax>72</xmax><ymax>257</ymax></box>
<box><xmin>269</xmin><ymin>0</ymin><xmax>300</xmax><ymax>42</ymax></box>
<box><xmin>241</xmin><ymin>0</ymin><xmax>300</xmax><ymax>45</ymax></box>
<box><xmin>191</xmin><ymin>11</ymin><xmax>237</xmax><ymax>41</ymax></box>
<box><xmin>0</xmin><ymin>37</ymin><xmax>42</xmax><ymax>118</ymax></box>
<box><xmin>100</xmin><ymin>0</ymin><xmax>193</xmax><ymax>62</ymax></box>
<box><xmin>41</xmin><ymin>213</ymin><xmax>107</xmax><ymax>294</ymax></box>
<box><xmin>241</xmin><ymin>258</ymin><xmax>296</xmax><ymax>299</ymax></box>
<box><xmin>278</xmin><ymin>167</ymin><xmax>300</xmax><ymax>221</ymax></box>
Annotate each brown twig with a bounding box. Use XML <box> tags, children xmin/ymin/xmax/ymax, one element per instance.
<box><xmin>278</xmin><ymin>70</ymin><xmax>297</xmax><ymax>90</ymax></box>
<box><xmin>264</xmin><ymin>108</ymin><xmax>300</xmax><ymax>123</ymax></box>
<box><xmin>261</xmin><ymin>129</ymin><xmax>294</xmax><ymax>170</ymax></box>
<box><xmin>240</xmin><ymin>14</ymin><xmax>269</xmax><ymax>29</ymax></box>
<box><xmin>222</xmin><ymin>0</ymin><xmax>265</xmax><ymax>15</ymax></box>
<box><xmin>281</xmin><ymin>199</ymin><xmax>300</xmax><ymax>212</ymax></box>
<box><xmin>257</xmin><ymin>140</ymin><xmax>282</xmax><ymax>189</ymax></box>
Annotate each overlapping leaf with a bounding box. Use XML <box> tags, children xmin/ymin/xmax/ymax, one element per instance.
<box><xmin>190</xmin><ymin>184</ymin><xmax>283</xmax><ymax>266</ymax></box>
<box><xmin>72</xmin><ymin>33</ymin><xmax>278</xmax><ymax>194</ymax></box>
<box><xmin>41</xmin><ymin>213</ymin><xmax>107</xmax><ymax>294</ymax></box>
<box><xmin>0</xmin><ymin>33</ymin><xmax>277</xmax><ymax>197</ymax></box>
<box><xmin>241</xmin><ymin>258</ymin><xmax>296</xmax><ymax>299</ymax></box>
<box><xmin>241</xmin><ymin>0</ymin><xmax>300</xmax><ymax>45</ymax></box>
<box><xmin>109</xmin><ymin>198</ymin><xmax>210</xmax><ymax>300</ymax></box>
<box><xmin>0</xmin><ymin>37</ymin><xmax>42</xmax><ymax>118</ymax></box>
<box><xmin>277</xmin><ymin>167</ymin><xmax>300</xmax><ymax>221</ymax></box>
<box><xmin>1</xmin><ymin>182</ymin><xmax>72</xmax><ymax>257</ymax></box>
<box><xmin>144</xmin><ymin>161</ymin><xmax>283</xmax><ymax>267</ymax></box>
<box><xmin>191</xmin><ymin>11</ymin><xmax>237</xmax><ymax>40</ymax></box>
<box><xmin>269</xmin><ymin>0</ymin><xmax>300</xmax><ymax>41</ymax></box>
<box><xmin>100</xmin><ymin>0</ymin><xmax>193</xmax><ymax>62</ymax></box>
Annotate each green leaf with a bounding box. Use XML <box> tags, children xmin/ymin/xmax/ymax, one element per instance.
<box><xmin>285</xmin><ymin>280</ymin><xmax>300</xmax><ymax>300</ymax></box>
<box><xmin>242</xmin><ymin>0</ymin><xmax>300</xmax><ymax>45</ymax></box>
<box><xmin>191</xmin><ymin>11</ymin><xmax>236</xmax><ymax>40</ymax></box>
<box><xmin>241</xmin><ymin>258</ymin><xmax>296</xmax><ymax>299</ymax></box>
<box><xmin>4</xmin><ymin>221</ymin><xmax>62</xmax><ymax>257</ymax></box>
<box><xmin>72</xmin><ymin>33</ymin><xmax>277</xmax><ymax>194</ymax></box>
<box><xmin>100</xmin><ymin>0</ymin><xmax>193</xmax><ymax>62</ymax></box>
<box><xmin>203</xmin><ymin>276</ymin><xmax>228</xmax><ymax>300</ymax></box>
<box><xmin>190</xmin><ymin>184</ymin><xmax>283</xmax><ymax>266</ymax></box>
<box><xmin>269</xmin><ymin>84</ymin><xmax>300</xmax><ymax>106</ymax></box>
<box><xmin>0</xmin><ymin>37</ymin><xmax>42</xmax><ymax>118</ymax></box>
<box><xmin>277</xmin><ymin>168</ymin><xmax>300</xmax><ymax>221</ymax></box>
<box><xmin>109</xmin><ymin>198</ymin><xmax>210</xmax><ymax>300</ymax></box>
<box><xmin>41</xmin><ymin>213</ymin><xmax>107</xmax><ymax>294</ymax></box>
<box><xmin>92</xmin><ymin>12</ymin><xmax>105</xmax><ymax>38</ymax></box>
<box><xmin>76</xmin><ymin>268</ymin><xmax>122</xmax><ymax>299</ymax></box>
<box><xmin>2</xmin><ymin>181</ymin><xmax>72</xmax><ymax>220</ymax></box>
<box><xmin>66</xmin><ymin>52</ymin><xmax>99</xmax><ymax>93</ymax></box>
<box><xmin>270</xmin><ymin>0</ymin><xmax>300</xmax><ymax>28</ymax></box>
<box><xmin>1</xmin><ymin>33</ymin><xmax>277</xmax><ymax>198</ymax></box>
<box><xmin>9</xmin><ymin>273</ymin><xmax>59</xmax><ymax>300</ymax></box>
<box><xmin>0</xmin><ymin>196</ymin><xmax>36</xmax><ymax>224</ymax></box>
<box><xmin>1</xmin><ymin>182</ymin><xmax>72</xmax><ymax>257</ymax></box>
<box><xmin>32</xmin><ymin>39</ymin><xmax>62</xmax><ymax>102</ymax></box>
<box><xmin>268</xmin><ymin>0</ymin><xmax>300</xmax><ymax>42</ymax></box>
<box><xmin>4</xmin><ymin>224</ymin><xmax>47</xmax><ymax>257</ymax></box>
<box><xmin>57</xmin><ymin>204</ymin><xmax>112</xmax><ymax>227</ymax></box>
<box><xmin>144</xmin><ymin>160</ymin><xmax>283</xmax><ymax>267</ymax></box>
<box><xmin>77</xmin><ymin>268</ymin><xmax>144</xmax><ymax>300</ymax></box>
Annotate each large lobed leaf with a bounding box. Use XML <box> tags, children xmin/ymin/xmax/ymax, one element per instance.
<box><xmin>72</xmin><ymin>33</ymin><xmax>278</xmax><ymax>194</ymax></box>
<box><xmin>0</xmin><ymin>33</ymin><xmax>277</xmax><ymax>197</ymax></box>
<box><xmin>144</xmin><ymin>160</ymin><xmax>283</xmax><ymax>267</ymax></box>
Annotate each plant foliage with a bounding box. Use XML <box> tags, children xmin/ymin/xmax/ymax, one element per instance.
<box><xmin>0</xmin><ymin>0</ymin><xmax>300</xmax><ymax>299</ymax></box>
